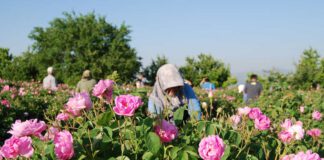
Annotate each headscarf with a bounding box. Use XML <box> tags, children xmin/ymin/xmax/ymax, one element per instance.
<box><xmin>82</xmin><ymin>70</ymin><xmax>91</xmax><ymax>79</ymax></box>
<box><xmin>149</xmin><ymin>64</ymin><xmax>185</xmax><ymax>113</ymax></box>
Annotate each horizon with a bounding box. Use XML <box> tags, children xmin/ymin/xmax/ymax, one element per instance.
<box><xmin>1</xmin><ymin>1</ymin><xmax>324</xmax><ymax>84</ymax></box>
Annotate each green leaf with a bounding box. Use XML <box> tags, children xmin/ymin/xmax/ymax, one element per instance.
<box><xmin>116</xmin><ymin>156</ymin><xmax>130</xmax><ymax>160</ymax></box>
<box><xmin>197</xmin><ymin>121</ymin><xmax>206</xmax><ymax>133</ymax></box>
<box><xmin>78</xmin><ymin>154</ymin><xmax>87</xmax><ymax>160</ymax></box>
<box><xmin>97</xmin><ymin>111</ymin><xmax>114</xmax><ymax>126</ymax></box>
<box><xmin>221</xmin><ymin>146</ymin><xmax>231</xmax><ymax>160</ymax></box>
<box><xmin>45</xmin><ymin>143</ymin><xmax>55</xmax><ymax>159</ymax></box>
<box><xmin>103</xmin><ymin>126</ymin><xmax>113</xmax><ymax>141</ymax></box>
<box><xmin>246</xmin><ymin>154</ymin><xmax>259</xmax><ymax>160</ymax></box>
<box><xmin>178</xmin><ymin>151</ymin><xmax>189</xmax><ymax>160</ymax></box>
<box><xmin>170</xmin><ymin>146</ymin><xmax>181</xmax><ymax>159</ymax></box>
<box><xmin>206</xmin><ymin>123</ymin><xmax>216</xmax><ymax>135</ymax></box>
<box><xmin>174</xmin><ymin>107</ymin><xmax>185</xmax><ymax>125</ymax></box>
<box><xmin>146</xmin><ymin>132</ymin><xmax>162</xmax><ymax>155</ymax></box>
<box><xmin>142</xmin><ymin>152</ymin><xmax>154</xmax><ymax>160</ymax></box>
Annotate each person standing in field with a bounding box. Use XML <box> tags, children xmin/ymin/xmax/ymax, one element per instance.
<box><xmin>200</xmin><ymin>77</ymin><xmax>216</xmax><ymax>90</ymax></box>
<box><xmin>75</xmin><ymin>70</ymin><xmax>96</xmax><ymax>93</ymax></box>
<box><xmin>43</xmin><ymin>67</ymin><xmax>57</xmax><ymax>90</ymax></box>
<box><xmin>244</xmin><ymin>74</ymin><xmax>263</xmax><ymax>104</ymax></box>
<box><xmin>148</xmin><ymin>64</ymin><xmax>202</xmax><ymax>120</ymax></box>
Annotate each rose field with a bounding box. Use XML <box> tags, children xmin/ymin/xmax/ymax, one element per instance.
<box><xmin>0</xmin><ymin>78</ymin><xmax>323</xmax><ymax>160</ymax></box>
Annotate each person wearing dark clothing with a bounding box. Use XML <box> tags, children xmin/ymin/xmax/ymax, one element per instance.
<box><xmin>244</xmin><ymin>74</ymin><xmax>263</xmax><ymax>104</ymax></box>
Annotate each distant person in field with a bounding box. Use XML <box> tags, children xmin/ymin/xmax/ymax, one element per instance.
<box><xmin>200</xmin><ymin>77</ymin><xmax>216</xmax><ymax>90</ymax></box>
<box><xmin>238</xmin><ymin>84</ymin><xmax>247</xmax><ymax>102</ymax></box>
<box><xmin>148</xmin><ymin>64</ymin><xmax>202</xmax><ymax>120</ymax></box>
<box><xmin>135</xmin><ymin>73</ymin><xmax>148</xmax><ymax>88</ymax></box>
<box><xmin>76</xmin><ymin>70</ymin><xmax>96</xmax><ymax>93</ymax></box>
<box><xmin>244</xmin><ymin>74</ymin><xmax>263</xmax><ymax>103</ymax></box>
<box><xmin>43</xmin><ymin>67</ymin><xmax>57</xmax><ymax>90</ymax></box>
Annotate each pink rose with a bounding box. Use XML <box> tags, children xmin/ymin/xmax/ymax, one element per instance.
<box><xmin>8</xmin><ymin>119</ymin><xmax>47</xmax><ymax>137</ymax></box>
<box><xmin>230</xmin><ymin>115</ymin><xmax>241</xmax><ymax>126</ymax></box>
<box><xmin>306</xmin><ymin>128</ymin><xmax>321</xmax><ymax>138</ymax></box>
<box><xmin>248</xmin><ymin>107</ymin><xmax>262</xmax><ymax>120</ymax></box>
<box><xmin>65</xmin><ymin>92</ymin><xmax>92</xmax><ymax>116</ymax></box>
<box><xmin>1</xmin><ymin>99</ymin><xmax>10</xmax><ymax>108</ymax></box>
<box><xmin>42</xmin><ymin>127</ymin><xmax>60</xmax><ymax>141</ymax></box>
<box><xmin>154</xmin><ymin>120</ymin><xmax>178</xmax><ymax>143</ymax></box>
<box><xmin>56</xmin><ymin>113</ymin><xmax>70</xmax><ymax>121</ymax></box>
<box><xmin>281</xmin><ymin>150</ymin><xmax>322</xmax><ymax>160</ymax></box>
<box><xmin>295</xmin><ymin>121</ymin><xmax>303</xmax><ymax>127</ymax></box>
<box><xmin>198</xmin><ymin>135</ymin><xmax>225</xmax><ymax>160</ymax></box>
<box><xmin>54</xmin><ymin>130</ymin><xmax>74</xmax><ymax>160</ymax></box>
<box><xmin>92</xmin><ymin>79</ymin><xmax>114</xmax><ymax>101</ymax></box>
<box><xmin>312</xmin><ymin>110</ymin><xmax>322</xmax><ymax>121</ymax></box>
<box><xmin>0</xmin><ymin>136</ymin><xmax>34</xmax><ymax>158</ymax></box>
<box><xmin>11</xmin><ymin>94</ymin><xmax>16</xmax><ymax>99</ymax></box>
<box><xmin>278</xmin><ymin>130</ymin><xmax>293</xmax><ymax>143</ymax></box>
<box><xmin>237</xmin><ymin>106</ymin><xmax>251</xmax><ymax>116</ymax></box>
<box><xmin>208</xmin><ymin>90</ymin><xmax>213</xmax><ymax>98</ymax></box>
<box><xmin>254</xmin><ymin>115</ymin><xmax>271</xmax><ymax>130</ymax></box>
<box><xmin>280</xmin><ymin>119</ymin><xmax>292</xmax><ymax>130</ymax></box>
<box><xmin>1</xmin><ymin>85</ymin><xmax>10</xmax><ymax>92</ymax></box>
<box><xmin>281</xmin><ymin>154</ymin><xmax>295</xmax><ymax>160</ymax></box>
<box><xmin>287</xmin><ymin>124</ymin><xmax>304</xmax><ymax>140</ymax></box>
<box><xmin>113</xmin><ymin>95</ymin><xmax>143</xmax><ymax>116</ymax></box>
<box><xmin>299</xmin><ymin>106</ymin><xmax>305</xmax><ymax>113</ymax></box>
<box><xmin>19</xmin><ymin>88</ymin><xmax>26</xmax><ymax>96</ymax></box>
<box><xmin>226</xmin><ymin>96</ymin><xmax>235</xmax><ymax>101</ymax></box>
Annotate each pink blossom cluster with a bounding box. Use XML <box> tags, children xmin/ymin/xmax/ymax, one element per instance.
<box><xmin>312</xmin><ymin>110</ymin><xmax>322</xmax><ymax>121</ymax></box>
<box><xmin>281</xmin><ymin>150</ymin><xmax>323</xmax><ymax>160</ymax></box>
<box><xmin>306</xmin><ymin>128</ymin><xmax>321</xmax><ymax>139</ymax></box>
<box><xmin>0</xmin><ymin>119</ymin><xmax>47</xmax><ymax>159</ymax></box>
<box><xmin>234</xmin><ymin>106</ymin><xmax>271</xmax><ymax>130</ymax></box>
<box><xmin>41</xmin><ymin>127</ymin><xmax>60</xmax><ymax>141</ymax></box>
<box><xmin>198</xmin><ymin>135</ymin><xmax>225</xmax><ymax>160</ymax></box>
<box><xmin>1</xmin><ymin>99</ymin><xmax>10</xmax><ymax>108</ymax></box>
<box><xmin>1</xmin><ymin>85</ymin><xmax>10</xmax><ymax>93</ymax></box>
<box><xmin>278</xmin><ymin>119</ymin><xmax>305</xmax><ymax>143</ymax></box>
<box><xmin>154</xmin><ymin>119</ymin><xmax>178</xmax><ymax>143</ymax></box>
<box><xmin>92</xmin><ymin>79</ymin><xmax>114</xmax><ymax>102</ymax></box>
<box><xmin>56</xmin><ymin>92</ymin><xmax>92</xmax><ymax>121</ymax></box>
<box><xmin>19</xmin><ymin>87</ymin><xmax>26</xmax><ymax>96</ymax></box>
<box><xmin>226</xmin><ymin>95</ymin><xmax>235</xmax><ymax>101</ymax></box>
<box><xmin>113</xmin><ymin>94</ymin><xmax>143</xmax><ymax>116</ymax></box>
<box><xmin>230</xmin><ymin>115</ymin><xmax>241</xmax><ymax>126</ymax></box>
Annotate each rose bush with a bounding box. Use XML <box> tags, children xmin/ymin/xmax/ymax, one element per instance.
<box><xmin>0</xmin><ymin>79</ymin><xmax>323</xmax><ymax>159</ymax></box>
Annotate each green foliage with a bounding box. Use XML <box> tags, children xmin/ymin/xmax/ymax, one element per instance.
<box><xmin>0</xmin><ymin>48</ymin><xmax>13</xmax><ymax>78</ymax></box>
<box><xmin>292</xmin><ymin>48</ymin><xmax>321</xmax><ymax>89</ymax></box>
<box><xmin>180</xmin><ymin>53</ymin><xmax>232</xmax><ymax>87</ymax></box>
<box><xmin>4</xmin><ymin>12</ymin><xmax>141</xmax><ymax>85</ymax></box>
<box><xmin>143</xmin><ymin>55</ymin><xmax>168</xmax><ymax>85</ymax></box>
<box><xmin>107</xmin><ymin>71</ymin><xmax>121</xmax><ymax>84</ymax></box>
<box><xmin>2</xmin><ymin>51</ymin><xmax>40</xmax><ymax>81</ymax></box>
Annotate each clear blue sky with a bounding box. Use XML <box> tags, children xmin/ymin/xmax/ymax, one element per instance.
<box><xmin>1</xmin><ymin>1</ymin><xmax>324</xmax><ymax>82</ymax></box>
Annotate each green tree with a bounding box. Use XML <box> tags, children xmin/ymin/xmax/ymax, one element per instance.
<box><xmin>143</xmin><ymin>55</ymin><xmax>168</xmax><ymax>85</ymax></box>
<box><xmin>180</xmin><ymin>53</ymin><xmax>232</xmax><ymax>87</ymax></box>
<box><xmin>27</xmin><ymin>12</ymin><xmax>141</xmax><ymax>84</ymax></box>
<box><xmin>315</xmin><ymin>58</ymin><xmax>324</xmax><ymax>88</ymax></box>
<box><xmin>292</xmin><ymin>48</ymin><xmax>320</xmax><ymax>89</ymax></box>
<box><xmin>0</xmin><ymin>48</ymin><xmax>13</xmax><ymax>78</ymax></box>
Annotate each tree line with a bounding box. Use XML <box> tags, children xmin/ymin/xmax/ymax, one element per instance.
<box><xmin>0</xmin><ymin>12</ymin><xmax>323</xmax><ymax>89</ymax></box>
